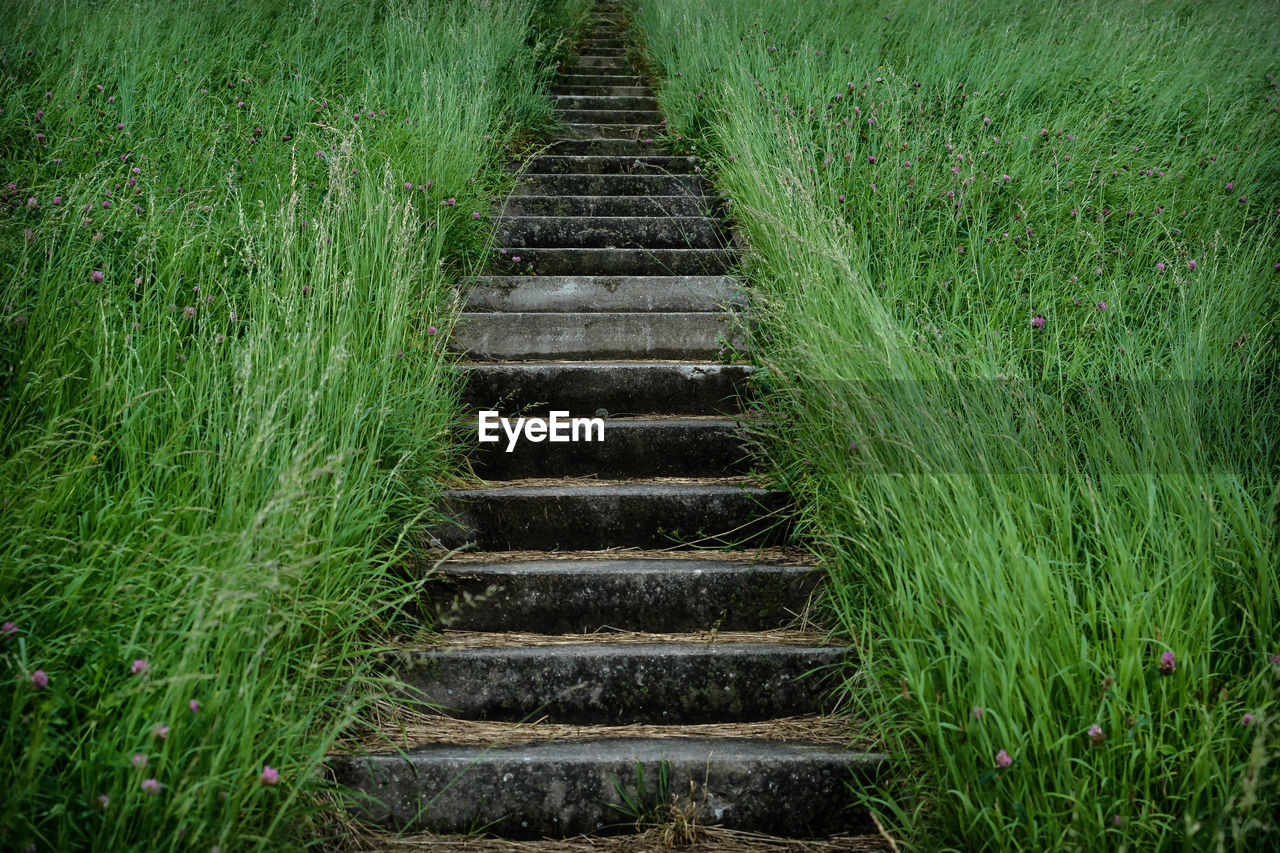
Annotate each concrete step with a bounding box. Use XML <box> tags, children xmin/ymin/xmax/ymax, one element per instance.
<box><xmin>562</xmin><ymin>66</ymin><xmax>634</xmax><ymax>79</ymax></box>
<box><xmin>458</xmin><ymin>361</ymin><xmax>754</xmax><ymax>416</ymax></box>
<box><xmin>466</xmin><ymin>416</ymin><xmax>754</xmax><ymax>478</ymax></box>
<box><xmin>558</xmin><ymin>109</ymin><xmax>664</xmax><ymax>125</ymax></box>
<box><xmin>430</xmin><ymin>481</ymin><xmax>791</xmax><ymax>550</ymax></box>
<box><xmin>501</xmin><ymin>194</ymin><xmax>712</xmax><ymax>217</ymax></box>
<box><xmin>555</xmin><ymin>94</ymin><xmax>658</xmax><ymax>111</ymax></box>
<box><xmin>511</xmin><ymin>173</ymin><xmax>704</xmax><ymax>196</ymax></box>
<box><xmin>385</xmin><ymin>640</ymin><xmax>842</xmax><ymax>723</ymax></box>
<box><xmin>550</xmin><ymin>84</ymin><xmax>648</xmax><ymax>97</ymax></box>
<box><xmin>331</xmin><ymin>737</ymin><xmax>885</xmax><ymax>837</ymax></box>
<box><xmin>462</xmin><ymin>275</ymin><xmax>743</xmax><ymax>313</ymax></box>
<box><xmin>560</xmin><ymin>123</ymin><xmax>663</xmax><ymax>140</ymax></box>
<box><xmin>495</xmin><ymin>216</ymin><xmax>724</xmax><ymax>249</ymax></box>
<box><xmin>428</xmin><ymin>557</ymin><xmax>817</xmax><ymax>631</ymax></box>
<box><xmin>546</xmin><ymin>137</ymin><xmax>662</xmax><ymax>155</ymax></box>
<box><xmin>556</xmin><ymin>73</ymin><xmax>642</xmax><ymax>87</ymax></box>
<box><xmin>571</xmin><ymin>46</ymin><xmax>625</xmax><ymax>57</ymax></box>
<box><xmin>450</xmin><ymin>311</ymin><xmax>734</xmax><ymax>360</ymax></box>
<box><xmin>517</xmin><ymin>154</ymin><xmax>697</xmax><ymax>174</ymax></box>
<box><xmin>564</xmin><ymin>58</ymin><xmax>633</xmax><ymax>71</ymax></box>
<box><xmin>578</xmin><ymin>39</ymin><xmax>625</xmax><ymax>49</ymax></box>
<box><xmin>493</xmin><ymin>247</ymin><xmax>734</xmax><ymax>276</ymax></box>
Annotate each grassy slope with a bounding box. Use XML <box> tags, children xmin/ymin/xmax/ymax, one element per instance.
<box><xmin>0</xmin><ymin>0</ymin><xmax>585</xmax><ymax>849</ymax></box>
<box><xmin>634</xmin><ymin>0</ymin><xmax>1280</xmax><ymax>849</ymax></box>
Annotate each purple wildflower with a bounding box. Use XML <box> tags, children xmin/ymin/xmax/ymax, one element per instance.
<box><xmin>1159</xmin><ymin>650</ymin><xmax>1176</xmax><ymax>675</ymax></box>
<box><xmin>995</xmin><ymin>749</ymin><xmax>1012</xmax><ymax>768</ymax></box>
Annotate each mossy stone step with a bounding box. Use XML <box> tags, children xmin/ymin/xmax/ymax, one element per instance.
<box><xmin>431</xmin><ymin>481</ymin><xmax>791</xmax><ymax>550</ymax></box>
<box><xmin>428</xmin><ymin>557</ymin><xmax>817</xmax><ymax>631</ymax></box>
<box><xmin>332</xmin><ymin>737</ymin><xmax>885</xmax><ymax>837</ymax></box>
<box><xmin>386</xmin><ymin>641</ymin><xmax>844</xmax><ymax>723</ymax></box>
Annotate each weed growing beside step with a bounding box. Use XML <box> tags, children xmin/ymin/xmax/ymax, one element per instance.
<box><xmin>634</xmin><ymin>0</ymin><xmax>1280</xmax><ymax>849</ymax></box>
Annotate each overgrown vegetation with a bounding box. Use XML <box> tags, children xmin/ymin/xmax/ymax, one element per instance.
<box><xmin>0</xmin><ymin>0</ymin><xmax>585</xmax><ymax>848</ymax></box>
<box><xmin>634</xmin><ymin>0</ymin><xmax>1280</xmax><ymax>849</ymax></box>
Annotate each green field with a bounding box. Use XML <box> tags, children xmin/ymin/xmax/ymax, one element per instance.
<box><xmin>3</xmin><ymin>0</ymin><xmax>1277</xmax><ymax>850</ymax></box>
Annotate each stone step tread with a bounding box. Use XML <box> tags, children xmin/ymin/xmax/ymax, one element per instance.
<box><xmin>515</xmin><ymin>154</ymin><xmax>698</xmax><ymax>172</ymax></box>
<box><xmin>559</xmin><ymin>123</ymin><xmax>664</xmax><ymax>139</ymax></box>
<box><xmin>554</xmin><ymin>95</ymin><xmax>659</xmax><ymax>108</ymax></box>
<box><xmin>495</xmin><ymin>218</ymin><xmax>725</xmax><ymax>250</ymax></box>
<box><xmin>427</xmin><ymin>629</ymin><xmax>833</xmax><ymax>648</ymax></box>
<box><xmin>435</xmin><ymin>555</ymin><xmax>814</xmax><ymax>576</ymax></box>
<box><xmin>457</xmin><ymin>361</ymin><xmax>754</xmax><ymax>416</ymax></box>
<box><xmin>556</xmin><ymin>74</ymin><xmax>642</xmax><ymax>83</ymax></box>
<box><xmin>562</xmin><ymin>64</ymin><xmax>636</xmax><ymax>73</ymax></box>
<box><xmin>449</xmin><ymin>312</ymin><xmax>738</xmax><ymax>361</ymax></box>
<box><xmin>442</xmin><ymin>479</ymin><xmax>775</xmax><ymax>497</ymax></box>
<box><xmin>549</xmin><ymin>86</ymin><xmax>649</xmax><ymax>96</ymax></box>
<box><xmin>498</xmin><ymin>214</ymin><xmax>716</xmax><ymax>226</ymax></box>
<box><xmin>424</xmin><ymin>558</ymin><xmax>814</xmax><ymax>630</ymax></box>
<box><xmin>330</xmin><ymin>737</ymin><xmax>887</xmax><ymax>837</ymax></box>
<box><xmin>462</xmin><ymin>275</ymin><xmax>742</xmax><ymax>313</ymax></box>
<box><xmin>435</xmin><ymin>545</ymin><xmax>809</xmax><ymax>564</ymax></box>
<box><xmin>511</xmin><ymin>174</ymin><xmax>706</xmax><ymax>195</ymax></box>
<box><xmin>545</xmin><ymin>137</ymin><xmax>664</xmax><ymax>150</ymax></box>
<box><xmin>430</xmin><ymin>477</ymin><xmax>790</xmax><ymax>550</ymax></box>
<box><xmin>501</xmin><ymin>195</ymin><xmax>712</xmax><ymax>217</ymax></box>
<box><xmin>558</xmin><ymin>110</ymin><xmax>665</xmax><ymax>123</ymax></box>
<box><xmin>428</xmin><ymin>555</ymin><xmax>819</xmax><ymax>632</ymax></box>
<box><xmin>492</xmin><ymin>247</ymin><xmax>735</xmax><ymax>277</ymax></box>
<box><xmin>384</xmin><ymin>642</ymin><xmax>844</xmax><ymax>723</ymax></box>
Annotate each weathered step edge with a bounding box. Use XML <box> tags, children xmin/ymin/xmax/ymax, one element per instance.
<box><xmin>449</xmin><ymin>312</ymin><xmax>740</xmax><ymax>361</ymax></box>
<box><xmin>428</xmin><ymin>482</ymin><xmax>792</xmax><ymax>551</ymax></box>
<box><xmin>428</xmin><ymin>558</ymin><xmax>820</xmax><ymax>632</ymax></box>
<box><xmin>387</xmin><ymin>641</ymin><xmax>844</xmax><ymax>723</ymax></box>
<box><xmin>457</xmin><ymin>361</ymin><xmax>756</xmax><ymax>416</ymax></box>
<box><xmin>461</xmin><ymin>275</ymin><xmax>744</xmax><ymax>313</ymax></box>
<box><xmin>331</xmin><ymin>737</ymin><xmax>887</xmax><ymax>838</ymax></box>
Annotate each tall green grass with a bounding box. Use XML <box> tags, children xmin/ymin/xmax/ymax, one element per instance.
<box><xmin>0</xmin><ymin>0</ymin><xmax>584</xmax><ymax>848</ymax></box>
<box><xmin>634</xmin><ymin>0</ymin><xmax>1280</xmax><ymax>849</ymax></box>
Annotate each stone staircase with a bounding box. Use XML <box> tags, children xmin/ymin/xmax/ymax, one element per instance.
<box><xmin>331</xmin><ymin>2</ymin><xmax>887</xmax><ymax>843</ymax></box>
